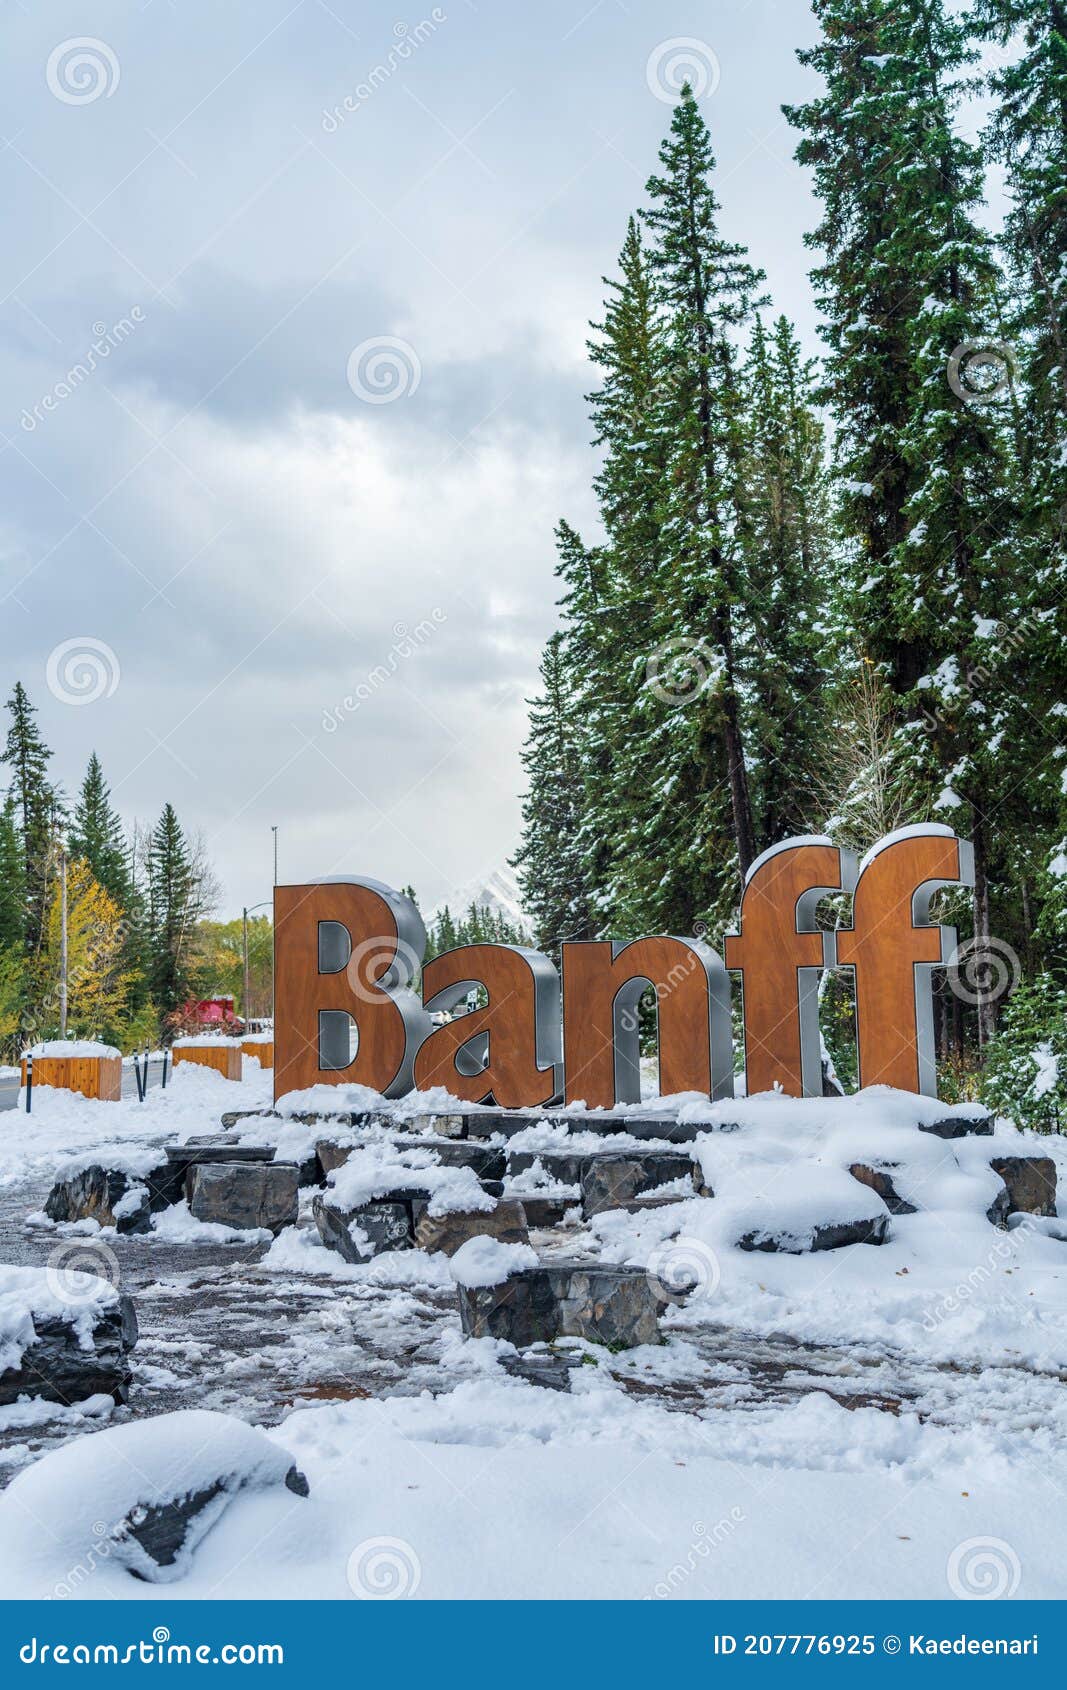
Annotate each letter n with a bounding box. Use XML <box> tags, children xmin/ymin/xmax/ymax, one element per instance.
<box><xmin>561</xmin><ymin>937</ymin><xmax>731</xmax><ymax>1108</ymax></box>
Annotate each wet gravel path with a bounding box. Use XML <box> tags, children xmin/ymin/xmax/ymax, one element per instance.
<box><xmin>4</xmin><ymin>1157</ymin><xmax>1066</xmax><ymax>1484</ymax></box>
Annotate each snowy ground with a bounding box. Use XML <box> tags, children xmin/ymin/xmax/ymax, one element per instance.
<box><xmin>1</xmin><ymin>1063</ymin><xmax>1066</xmax><ymax>1600</ymax></box>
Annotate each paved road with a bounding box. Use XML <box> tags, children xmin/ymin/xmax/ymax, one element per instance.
<box><xmin>0</xmin><ymin>1057</ymin><xmax>169</xmax><ymax>1112</ymax></box>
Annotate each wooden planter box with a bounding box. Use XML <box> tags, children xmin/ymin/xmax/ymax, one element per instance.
<box><xmin>241</xmin><ymin>1039</ymin><xmax>274</xmax><ymax>1069</ymax></box>
<box><xmin>172</xmin><ymin>1043</ymin><xmax>242</xmax><ymax>1081</ymax></box>
<box><xmin>21</xmin><ymin>1054</ymin><xmax>122</xmax><ymax>1102</ymax></box>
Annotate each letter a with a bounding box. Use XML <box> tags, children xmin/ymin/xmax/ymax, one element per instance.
<box><xmin>836</xmin><ymin>826</ymin><xmax>973</xmax><ymax>1095</ymax></box>
<box><xmin>413</xmin><ymin>944</ymin><xmax>562</xmax><ymax>1107</ymax></box>
<box><xmin>724</xmin><ymin>837</ymin><xmax>855</xmax><ymax>1097</ymax></box>
<box><xmin>273</xmin><ymin>877</ymin><xmax>431</xmax><ymax>1100</ymax></box>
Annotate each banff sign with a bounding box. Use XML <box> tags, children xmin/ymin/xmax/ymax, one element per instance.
<box><xmin>273</xmin><ymin>825</ymin><xmax>974</xmax><ymax>1108</ymax></box>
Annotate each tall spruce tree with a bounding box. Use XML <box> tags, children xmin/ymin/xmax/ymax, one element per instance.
<box><xmin>1</xmin><ymin>684</ymin><xmax>57</xmax><ymax>958</ymax></box>
<box><xmin>511</xmin><ymin>632</ymin><xmax>592</xmax><ymax>954</ymax></box>
<box><xmin>740</xmin><ymin>314</ymin><xmax>834</xmax><ymax>844</ymax></box>
<box><xmin>786</xmin><ymin>0</ymin><xmax>1029</xmax><ymax>1042</ymax></box>
<box><xmin>146</xmin><ymin>803</ymin><xmax>199</xmax><ymax>1017</ymax></box>
<box><xmin>0</xmin><ymin>793</ymin><xmax>25</xmax><ymax>956</ymax></box>
<box><xmin>641</xmin><ymin>87</ymin><xmax>766</xmax><ymax>884</ymax></box>
<box><xmin>973</xmin><ymin>0</ymin><xmax>1067</xmax><ymax>976</ymax></box>
<box><xmin>69</xmin><ymin>753</ymin><xmax>132</xmax><ymax>907</ymax></box>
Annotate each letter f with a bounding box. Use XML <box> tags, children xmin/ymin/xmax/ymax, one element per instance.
<box><xmin>725</xmin><ymin>836</ymin><xmax>856</xmax><ymax>1097</ymax></box>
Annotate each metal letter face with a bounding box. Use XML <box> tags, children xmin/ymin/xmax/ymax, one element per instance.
<box><xmin>835</xmin><ymin>826</ymin><xmax>974</xmax><ymax>1096</ymax></box>
<box><xmin>273</xmin><ymin>877</ymin><xmax>431</xmax><ymax>1101</ymax></box>
<box><xmin>561</xmin><ymin>936</ymin><xmax>732</xmax><ymax>1109</ymax></box>
<box><xmin>413</xmin><ymin>943</ymin><xmax>563</xmax><ymax>1107</ymax></box>
<box><xmin>724</xmin><ymin>836</ymin><xmax>856</xmax><ymax>1098</ymax></box>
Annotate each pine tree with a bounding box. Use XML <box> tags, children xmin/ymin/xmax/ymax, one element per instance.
<box><xmin>0</xmin><ymin>793</ymin><xmax>25</xmax><ymax>955</ymax></box>
<box><xmin>640</xmin><ymin>87</ymin><xmax>766</xmax><ymax>885</ymax></box>
<box><xmin>512</xmin><ymin>632</ymin><xmax>592</xmax><ymax>954</ymax></box>
<box><xmin>69</xmin><ymin>753</ymin><xmax>132</xmax><ymax>907</ymax></box>
<box><xmin>740</xmin><ymin>315</ymin><xmax>834</xmax><ymax>844</ymax></box>
<box><xmin>146</xmin><ymin>803</ymin><xmax>202</xmax><ymax>1018</ymax></box>
<box><xmin>786</xmin><ymin>0</ymin><xmax>1032</xmax><ymax>1042</ymax></box>
<box><xmin>1</xmin><ymin>683</ymin><xmax>57</xmax><ymax>957</ymax></box>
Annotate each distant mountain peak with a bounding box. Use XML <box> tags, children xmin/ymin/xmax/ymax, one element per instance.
<box><xmin>429</xmin><ymin>864</ymin><xmax>529</xmax><ymax>934</ymax></box>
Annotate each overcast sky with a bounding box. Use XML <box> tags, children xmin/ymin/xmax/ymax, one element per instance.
<box><xmin>0</xmin><ymin>1</ymin><xmax>850</xmax><ymax>917</ymax></box>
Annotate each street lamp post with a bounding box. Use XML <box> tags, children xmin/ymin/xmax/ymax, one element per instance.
<box><xmin>58</xmin><ymin>843</ymin><xmax>68</xmax><ymax>1039</ymax></box>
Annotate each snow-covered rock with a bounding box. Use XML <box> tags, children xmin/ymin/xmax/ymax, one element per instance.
<box><xmin>0</xmin><ymin>1265</ymin><xmax>137</xmax><ymax>1407</ymax></box>
<box><xmin>0</xmin><ymin>1410</ymin><xmax>307</xmax><ymax>1590</ymax></box>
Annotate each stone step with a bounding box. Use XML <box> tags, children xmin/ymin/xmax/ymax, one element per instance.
<box><xmin>316</xmin><ymin>1137</ymin><xmax>506</xmax><ymax>1184</ymax></box>
<box><xmin>457</xmin><ymin>1261</ymin><xmax>661</xmax><ymax>1350</ymax></box>
<box><xmin>313</xmin><ymin>1191</ymin><xmax>529</xmax><ymax>1262</ymax></box>
<box><xmin>187</xmin><ymin>1162</ymin><xmax>299</xmax><ymax>1235</ymax></box>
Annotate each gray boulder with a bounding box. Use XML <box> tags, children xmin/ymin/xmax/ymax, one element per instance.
<box><xmin>0</xmin><ymin>1296</ymin><xmax>138</xmax><ymax>1407</ymax></box>
<box><xmin>44</xmin><ymin>1166</ymin><xmax>152</xmax><ymax>1235</ymax></box>
<box><xmin>413</xmin><ymin>1198</ymin><xmax>528</xmax><ymax>1257</ymax></box>
<box><xmin>457</xmin><ymin>1261</ymin><xmax>661</xmax><ymax>1349</ymax></box>
<box><xmin>849</xmin><ymin>1161</ymin><xmax>917</xmax><ymax>1215</ymax></box>
<box><xmin>919</xmin><ymin>1110</ymin><xmax>993</xmax><ymax>1139</ymax></box>
<box><xmin>581</xmin><ymin>1150</ymin><xmax>695</xmax><ymax>1216</ymax></box>
<box><xmin>737</xmin><ymin>1214</ymin><xmax>890</xmax><ymax>1253</ymax></box>
<box><xmin>989</xmin><ymin>1155</ymin><xmax>1057</xmax><ymax>1222</ymax></box>
<box><xmin>187</xmin><ymin>1162</ymin><xmax>298</xmax><ymax>1234</ymax></box>
<box><xmin>313</xmin><ymin>1195</ymin><xmax>412</xmax><ymax>1261</ymax></box>
<box><xmin>113</xmin><ymin>1463</ymin><xmax>308</xmax><ymax>1582</ymax></box>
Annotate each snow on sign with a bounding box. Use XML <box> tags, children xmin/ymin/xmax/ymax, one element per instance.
<box><xmin>273</xmin><ymin>825</ymin><xmax>974</xmax><ymax>1109</ymax></box>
